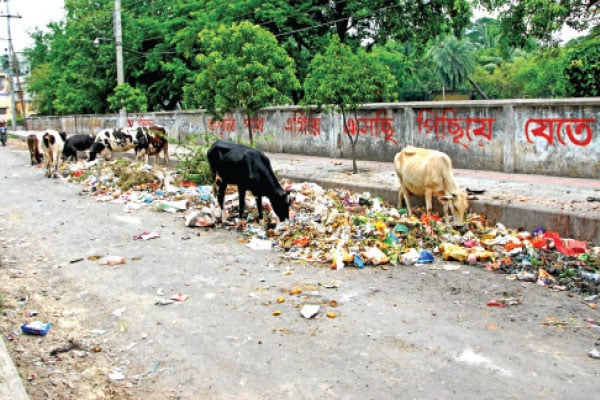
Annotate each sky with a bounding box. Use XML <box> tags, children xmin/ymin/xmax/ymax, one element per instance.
<box><xmin>0</xmin><ymin>0</ymin><xmax>65</xmax><ymax>53</ymax></box>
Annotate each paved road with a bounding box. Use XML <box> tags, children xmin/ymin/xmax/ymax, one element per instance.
<box><xmin>1</xmin><ymin>138</ymin><xmax>600</xmax><ymax>399</ymax></box>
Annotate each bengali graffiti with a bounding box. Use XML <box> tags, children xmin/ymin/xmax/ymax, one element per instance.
<box><xmin>343</xmin><ymin>109</ymin><xmax>397</xmax><ymax>144</ymax></box>
<box><xmin>417</xmin><ymin>108</ymin><xmax>496</xmax><ymax>149</ymax></box>
<box><xmin>127</xmin><ymin>118</ymin><xmax>155</xmax><ymax>127</ymax></box>
<box><xmin>208</xmin><ymin>118</ymin><xmax>236</xmax><ymax>137</ymax></box>
<box><xmin>283</xmin><ymin>111</ymin><xmax>321</xmax><ymax>136</ymax></box>
<box><xmin>524</xmin><ymin>117</ymin><xmax>595</xmax><ymax>147</ymax></box>
<box><xmin>244</xmin><ymin>117</ymin><xmax>265</xmax><ymax>133</ymax></box>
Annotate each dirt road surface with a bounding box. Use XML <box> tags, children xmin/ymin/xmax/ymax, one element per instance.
<box><xmin>1</xmin><ymin>141</ymin><xmax>600</xmax><ymax>399</ymax></box>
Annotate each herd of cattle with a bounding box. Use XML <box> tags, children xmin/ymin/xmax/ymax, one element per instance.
<box><xmin>27</xmin><ymin>126</ymin><xmax>169</xmax><ymax>178</ymax></box>
<box><xmin>25</xmin><ymin>127</ymin><xmax>473</xmax><ymax>227</ymax></box>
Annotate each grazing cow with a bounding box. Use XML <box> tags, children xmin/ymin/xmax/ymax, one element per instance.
<box><xmin>130</xmin><ymin>126</ymin><xmax>169</xmax><ymax>165</ymax></box>
<box><xmin>62</xmin><ymin>134</ymin><xmax>95</xmax><ymax>162</ymax></box>
<box><xmin>88</xmin><ymin>128</ymin><xmax>136</xmax><ymax>161</ymax></box>
<box><xmin>394</xmin><ymin>145</ymin><xmax>470</xmax><ymax>226</ymax></box>
<box><xmin>40</xmin><ymin>130</ymin><xmax>67</xmax><ymax>178</ymax></box>
<box><xmin>207</xmin><ymin>140</ymin><xmax>291</xmax><ymax>223</ymax></box>
<box><xmin>27</xmin><ymin>134</ymin><xmax>43</xmax><ymax>165</ymax></box>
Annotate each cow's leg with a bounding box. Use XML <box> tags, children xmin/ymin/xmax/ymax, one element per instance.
<box><xmin>163</xmin><ymin>146</ymin><xmax>169</xmax><ymax>166</ymax></box>
<box><xmin>397</xmin><ymin>185</ymin><xmax>403</xmax><ymax>209</ymax></box>
<box><xmin>238</xmin><ymin>187</ymin><xmax>247</xmax><ymax>221</ymax></box>
<box><xmin>255</xmin><ymin>195</ymin><xmax>264</xmax><ymax>221</ymax></box>
<box><xmin>216</xmin><ymin>178</ymin><xmax>227</xmax><ymax>211</ymax></box>
<box><xmin>424</xmin><ymin>188</ymin><xmax>434</xmax><ymax>215</ymax></box>
<box><xmin>440</xmin><ymin>197</ymin><xmax>451</xmax><ymax>225</ymax></box>
<box><xmin>46</xmin><ymin>150</ymin><xmax>53</xmax><ymax>178</ymax></box>
<box><xmin>401</xmin><ymin>186</ymin><xmax>412</xmax><ymax>216</ymax></box>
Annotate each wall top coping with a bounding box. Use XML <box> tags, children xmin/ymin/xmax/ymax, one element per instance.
<box><xmin>25</xmin><ymin>97</ymin><xmax>600</xmax><ymax>120</ymax></box>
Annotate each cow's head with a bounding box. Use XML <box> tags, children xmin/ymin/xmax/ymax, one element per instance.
<box><xmin>133</xmin><ymin>127</ymin><xmax>148</xmax><ymax>146</ymax></box>
<box><xmin>441</xmin><ymin>191</ymin><xmax>469</xmax><ymax>226</ymax></box>
<box><xmin>88</xmin><ymin>142</ymin><xmax>107</xmax><ymax>161</ymax></box>
<box><xmin>271</xmin><ymin>190</ymin><xmax>292</xmax><ymax>222</ymax></box>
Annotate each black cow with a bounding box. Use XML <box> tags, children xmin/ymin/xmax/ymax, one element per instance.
<box><xmin>62</xmin><ymin>134</ymin><xmax>95</xmax><ymax>162</ymax></box>
<box><xmin>207</xmin><ymin>140</ymin><xmax>291</xmax><ymax>223</ymax></box>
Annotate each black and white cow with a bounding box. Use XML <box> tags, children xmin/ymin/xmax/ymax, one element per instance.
<box><xmin>131</xmin><ymin>126</ymin><xmax>169</xmax><ymax>165</ymax></box>
<box><xmin>207</xmin><ymin>140</ymin><xmax>291</xmax><ymax>223</ymax></box>
<box><xmin>88</xmin><ymin>128</ymin><xmax>136</xmax><ymax>161</ymax></box>
<box><xmin>62</xmin><ymin>134</ymin><xmax>95</xmax><ymax>162</ymax></box>
<box><xmin>40</xmin><ymin>130</ymin><xmax>67</xmax><ymax>178</ymax></box>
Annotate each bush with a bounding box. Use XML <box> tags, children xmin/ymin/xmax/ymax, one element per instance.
<box><xmin>175</xmin><ymin>133</ymin><xmax>218</xmax><ymax>185</ymax></box>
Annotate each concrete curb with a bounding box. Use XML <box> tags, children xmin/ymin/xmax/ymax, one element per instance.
<box><xmin>0</xmin><ymin>337</ymin><xmax>29</xmax><ymax>400</ymax></box>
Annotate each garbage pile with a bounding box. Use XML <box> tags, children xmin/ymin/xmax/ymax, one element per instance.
<box><xmin>60</xmin><ymin>160</ymin><xmax>600</xmax><ymax>295</ymax></box>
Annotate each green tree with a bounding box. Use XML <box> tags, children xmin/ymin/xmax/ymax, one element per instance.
<box><xmin>107</xmin><ymin>83</ymin><xmax>147</xmax><ymax>114</ymax></box>
<box><xmin>470</xmin><ymin>50</ymin><xmax>568</xmax><ymax>99</ymax></box>
<box><xmin>476</xmin><ymin>0</ymin><xmax>599</xmax><ymax>47</ymax></box>
<box><xmin>564</xmin><ymin>30</ymin><xmax>600</xmax><ymax>96</ymax></box>
<box><xmin>184</xmin><ymin>22</ymin><xmax>299</xmax><ymax>144</ymax></box>
<box><xmin>427</xmin><ymin>35</ymin><xmax>488</xmax><ymax>99</ymax></box>
<box><xmin>203</xmin><ymin>0</ymin><xmax>472</xmax><ymax>100</ymax></box>
<box><xmin>304</xmin><ymin>35</ymin><xmax>397</xmax><ymax>174</ymax></box>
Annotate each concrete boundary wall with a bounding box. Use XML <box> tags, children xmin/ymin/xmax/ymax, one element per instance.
<box><xmin>25</xmin><ymin>98</ymin><xmax>600</xmax><ymax>179</ymax></box>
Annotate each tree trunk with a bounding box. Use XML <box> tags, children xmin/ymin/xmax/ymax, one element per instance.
<box><xmin>340</xmin><ymin>107</ymin><xmax>359</xmax><ymax>174</ymax></box>
<box><xmin>246</xmin><ymin>110</ymin><xmax>254</xmax><ymax>144</ymax></box>
<box><xmin>468</xmin><ymin>77</ymin><xmax>489</xmax><ymax>100</ymax></box>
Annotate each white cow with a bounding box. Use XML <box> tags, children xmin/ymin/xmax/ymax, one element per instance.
<box><xmin>394</xmin><ymin>146</ymin><xmax>470</xmax><ymax>226</ymax></box>
<box><xmin>40</xmin><ymin>130</ymin><xmax>66</xmax><ymax>178</ymax></box>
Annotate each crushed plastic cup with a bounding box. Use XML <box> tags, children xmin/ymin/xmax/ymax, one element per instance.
<box><xmin>416</xmin><ymin>250</ymin><xmax>434</xmax><ymax>264</ymax></box>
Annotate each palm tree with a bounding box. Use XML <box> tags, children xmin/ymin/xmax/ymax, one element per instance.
<box><xmin>427</xmin><ymin>35</ymin><xmax>489</xmax><ymax>100</ymax></box>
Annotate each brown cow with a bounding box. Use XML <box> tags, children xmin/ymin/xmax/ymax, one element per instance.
<box><xmin>27</xmin><ymin>134</ymin><xmax>43</xmax><ymax>165</ymax></box>
<box><xmin>394</xmin><ymin>146</ymin><xmax>470</xmax><ymax>226</ymax></box>
<box><xmin>130</xmin><ymin>126</ymin><xmax>169</xmax><ymax>166</ymax></box>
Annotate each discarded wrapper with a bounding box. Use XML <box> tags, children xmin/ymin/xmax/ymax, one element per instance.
<box><xmin>170</xmin><ymin>293</ymin><xmax>190</xmax><ymax>302</ymax></box>
<box><xmin>133</xmin><ymin>231</ymin><xmax>160</xmax><ymax>240</ymax></box>
<box><xmin>98</xmin><ymin>255</ymin><xmax>126</xmax><ymax>266</ymax></box>
<box><xmin>21</xmin><ymin>321</ymin><xmax>51</xmax><ymax>336</ymax></box>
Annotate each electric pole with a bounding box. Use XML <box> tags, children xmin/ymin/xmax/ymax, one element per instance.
<box><xmin>114</xmin><ymin>0</ymin><xmax>126</xmax><ymax>128</ymax></box>
<box><xmin>1</xmin><ymin>0</ymin><xmax>21</xmax><ymax>129</ymax></box>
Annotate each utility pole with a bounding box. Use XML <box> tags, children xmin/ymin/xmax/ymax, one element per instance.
<box><xmin>114</xmin><ymin>0</ymin><xmax>126</xmax><ymax>127</ymax></box>
<box><xmin>1</xmin><ymin>0</ymin><xmax>21</xmax><ymax>129</ymax></box>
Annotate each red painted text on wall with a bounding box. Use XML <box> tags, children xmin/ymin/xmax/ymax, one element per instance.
<box><xmin>524</xmin><ymin>117</ymin><xmax>595</xmax><ymax>147</ymax></box>
<box><xmin>417</xmin><ymin>108</ymin><xmax>496</xmax><ymax>149</ymax></box>
<box><xmin>284</xmin><ymin>111</ymin><xmax>321</xmax><ymax>136</ymax></box>
<box><xmin>244</xmin><ymin>117</ymin><xmax>265</xmax><ymax>133</ymax></box>
<box><xmin>208</xmin><ymin>118</ymin><xmax>236</xmax><ymax>137</ymax></box>
<box><xmin>343</xmin><ymin>109</ymin><xmax>396</xmax><ymax>144</ymax></box>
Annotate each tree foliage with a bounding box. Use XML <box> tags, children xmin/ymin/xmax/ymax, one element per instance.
<box><xmin>22</xmin><ymin>0</ymin><xmax>600</xmax><ymax>116</ymax></box>
<box><xmin>184</xmin><ymin>22</ymin><xmax>299</xmax><ymax>143</ymax></box>
<box><xmin>476</xmin><ymin>0</ymin><xmax>599</xmax><ymax>47</ymax></box>
<box><xmin>108</xmin><ymin>83</ymin><xmax>148</xmax><ymax>113</ymax></box>
<box><xmin>564</xmin><ymin>31</ymin><xmax>600</xmax><ymax>96</ymax></box>
<box><xmin>304</xmin><ymin>35</ymin><xmax>396</xmax><ymax>173</ymax></box>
